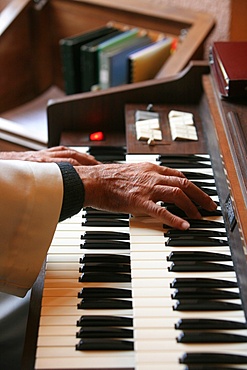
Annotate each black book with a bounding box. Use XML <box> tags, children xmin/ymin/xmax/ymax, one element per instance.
<box><xmin>60</xmin><ymin>25</ymin><xmax>118</xmax><ymax>95</ymax></box>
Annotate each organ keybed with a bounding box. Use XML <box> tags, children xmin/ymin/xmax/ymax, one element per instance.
<box><xmin>22</xmin><ymin>69</ymin><xmax>247</xmax><ymax>370</ymax></box>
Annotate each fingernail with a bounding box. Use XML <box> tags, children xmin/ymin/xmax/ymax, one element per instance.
<box><xmin>181</xmin><ymin>220</ymin><xmax>190</xmax><ymax>230</ymax></box>
<box><xmin>209</xmin><ymin>201</ymin><xmax>218</xmax><ymax>210</ymax></box>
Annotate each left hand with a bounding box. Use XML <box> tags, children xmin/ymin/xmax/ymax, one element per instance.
<box><xmin>0</xmin><ymin>146</ymin><xmax>100</xmax><ymax>166</ymax></box>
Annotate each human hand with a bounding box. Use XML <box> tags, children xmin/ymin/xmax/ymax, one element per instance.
<box><xmin>75</xmin><ymin>162</ymin><xmax>217</xmax><ymax>230</ymax></box>
<box><xmin>0</xmin><ymin>146</ymin><xmax>100</xmax><ymax>166</ymax></box>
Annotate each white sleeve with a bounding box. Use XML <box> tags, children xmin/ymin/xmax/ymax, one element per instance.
<box><xmin>0</xmin><ymin>160</ymin><xmax>63</xmax><ymax>297</ymax></box>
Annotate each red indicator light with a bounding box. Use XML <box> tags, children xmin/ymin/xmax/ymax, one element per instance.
<box><xmin>89</xmin><ymin>131</ymin><xmax>104</xmax><ymax>141</ymax></box>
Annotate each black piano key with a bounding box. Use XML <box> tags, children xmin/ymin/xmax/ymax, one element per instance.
<box><xmin>82</xmin><ymin>218</ymin><xmax>129</xmax><ymax>227</ymax></box>
<box><xmin>175</xmin><ymin>318</ymin><xmax>247</xmax><ymax>330</ymax></box>
<box><xmin>164</xmin><ymin>219</ymin><xmax>225</xmax><ymax>229</ymax></box>
<box><xmin>76</xmin><ymin>338</ymin><xmax>134</xmax><ymax>351</ymax></box>
<box><xmin>167</xmin><ymin>251</ymin><xmax>232</xmax><ymax>261</ymax></box>
<box><xmin>165</xmin><ymin>229</ymin><xmax>227</xmax><ymax>237</ymax></box>
<box><xmin>190</xmin><ymin>181</ymin><xmax>216</xmax><ymax>188</ymax></box>
<box><xmin>79</xmin><ymin>272</ymin><xmax>131</xmax><ymax>283</ymax></box>
<box><xmin>77</xmin><ymin>298</ymin><xmax>132</xmax><ymax>309</ymax></box>
<box><xmin>165</xmin><ymin>236</ymin><xmax>228</xmax><ymax>246</ymax></box>
<box><xmin>180</xmin><ymin>352</ymin><xmax>247</xmax><ymax>364</ymax></box>
<box><xmin>79</xmin><ymin>263</ymin><xmax>131</xmax><ymax>273</ymax></box>
<box><xmin>77</xmin><ymin>315</ymin><xmax>133</xmax><ymax>327</ymax></box>
<box><xmin>76</xmin><ymin>327</ymin><xmax>133</xmax><ymax>338</ymax></box>
<box><xmin>78</xmin><ymin>288</ymin><xmax>132</xmax><ymax>299</ymax></box>
<box><xmin>168</xmin><ymin>261</ymin><xmax>234</xmax><ymax>272</ymax></box>
<box><xmin>165</xmin><ymin>205</ymin><xmax>221</xmax><ymax>217</ymax></box>
<box><xmin>158</xmin><ymin>155</ymin><xmax>211</xmax><ymax>162</ymax></box>
<box><xmin>81</xmin><ymin>240</ymin><xmax>130</xmax><ymax>249</ymax></box>
<box><xmin>198</xmin><ymin>187</ymin><xmax>218</xmax><ymax>196</ymax></box>
<box><xmin>87</xmin><ymin>146</ymin><xmax>126</xmax><ymax>154</ymax></box>
<box><xmin>87</xmin><ymin>147</ymin><xmax>126</xmax><ymax>162</ymax></box>
<box><xmin>184</xmin><ymin>366</ymin><xmax>238</xmax><ymax>370</ymax></box>
<box><xmin>84</xmin><ymin>208</ymin><xmax>129</xmax><ymax>219</ymax></box>
<box><xmin>81</xmin><ymin>231</ymin><xmax>130</xmax><ymax>240</ymax></box>
<box><xmin>92</xmin><ymin>154</ymin><xmax>126</xmax><ymax>162</ymax></box>
<box><xmin>170</xmin><ymin>278</ymin><xmax>238</xmax><ymax>289</ymax></box>
<box><xmin>177</xmin><ymin>331</ymin><xmax>247</xmax><ymax>343</ymax></box>
<box><xmin>159</xmin><ymin>161</ymin><xmax>211</xmax><ymax>169</ymax></box>
<box><xmin>171</xmin><ymin>288</ymin><xmax>239</xmax><ymax>300</ymax></box>
<box><xmin>79</xmin><ymin>254</ymin><xmax>130</xmax><ymax>264</ymax></box>
<box><xmin>185</xmin><ymin>219</ymin><xmax>225</xmax><ymax>228</ymax></box>
<box><xmin>182</xmin><ymin>171</ymin><xmax>214</xmax><ymax>180</ymax></box>
<box><xmin>173</xmin><ymin>299</ymin><xmax>242</xmax><ymax>311</ymax></box>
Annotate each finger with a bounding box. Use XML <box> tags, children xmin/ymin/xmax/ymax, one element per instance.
<box><xmin>50</xmin><ymin>151</ymin><xmax>100</xmax><ymax>165</ymax></box>
<box><xmin>44</xmin><ymin>146</ymin><xmax>100</xmax><ymax>165</ymax></box>
<box><xmin>138</xmin><ymin>200</ymin><xmax>190</xmax><ymax>230</ymax></box>
<box><xmin>177</xmin><ymin>177</ymin><xmax>217</xmax><ymax>211</ymax></box>
<box><xmin>157</xmin><ymin>176</ymin><xmax>217</xmax><ymax>211</ymax></box>
<box><xmin>158</xmin><ymin>165</ymin><xmax>186</xmax><ymax>178</ymax></box>
<box><xmin>74</xmin><ymin>153</ymin><xmax>100</xmax><ymax>165</ymax></box>
<box><xmin>153</xmin><ymin>185</ymin><xmax>202</xmax><ymax>219</ymax></box>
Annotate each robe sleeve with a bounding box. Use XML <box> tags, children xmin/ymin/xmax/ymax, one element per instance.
<box><xmin>0</xmin><ymin>160</ymin><xmax>63</xmax><ymax>297</ymax></box>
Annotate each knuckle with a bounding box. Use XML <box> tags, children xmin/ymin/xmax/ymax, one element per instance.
<box><xmin>172</xmin><ymin>186</ymin><xmax>183</xmax><ymax>197</ymax></box>
<box><xmin>180</xmin><ymin>177</ymin><xmax>190</xmax><ymax>190</ymax></box>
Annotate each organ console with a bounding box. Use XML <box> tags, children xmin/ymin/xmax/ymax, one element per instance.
<box><xmin>2</xmin><ymin>1</ymin><xmax>246</xmax><ymax>369</ymax></box>
<box><xmin>20</xmin><ymin>62</ymin><xmax>247</xmax><ymax>369</ymax></box>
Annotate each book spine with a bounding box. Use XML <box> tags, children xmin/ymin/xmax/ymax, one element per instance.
<box><xmin>60</xmin><ymin>41</ymin><xmax>77</xmax><ymax>95</ymax></box>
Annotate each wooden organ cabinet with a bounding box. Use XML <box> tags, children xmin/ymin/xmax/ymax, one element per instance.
<box><xmin>2</xmin><ymin>1</ymin><xmax>247</xmax><ymax>370</ymax></box>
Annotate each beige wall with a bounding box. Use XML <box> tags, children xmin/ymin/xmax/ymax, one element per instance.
<box><xmin>136</xmin><ymin>0</ymin><xmax>231</xmax><ymax>58</ymax></box>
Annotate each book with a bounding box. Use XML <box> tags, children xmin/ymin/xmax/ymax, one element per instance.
<box><xmin>210</xmin><ymin>41</ymin><xmax>247</xmax><ymax>98</ymax></box>
<box><xmin>98</xmin><ymin>28</ymin><xmax>140</xmax><ymax>89</ymax></box>
<box><xmin>80</xmin><ymin>29</ymin><xmax>123</xmax><ymax>92</ymax></box>
<box><xmin>100</xmin><ymin>35</ymin><xmax>152</xmax><ymax>89</ymax></box>
<box><xmin>60</xmin><ymin>25</ymin><xmax>118</xmax><ymax>95</ymax></box>
<box><xmin>128</xmin><ymin>37</ymin><xmax>173</xmax><ymax>83</ymax></box>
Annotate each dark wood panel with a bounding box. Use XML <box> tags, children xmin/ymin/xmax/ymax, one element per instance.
<box><xmin>48</xmin><ymin>62</ymin><xmax>210</xmax><ymax>147</ymax></box>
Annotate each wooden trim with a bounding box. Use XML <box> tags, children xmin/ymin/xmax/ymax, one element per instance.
<box><xmin>0</xmin><ymin>0</ymin><xmax>31</xmax><ymax>34</ymax></box>
<box><xmin>203</xmin><ymin>74</ymin><xmax>247</xmax><ymax>250</ymax></box>
<box><xmin>230</xmin><ymin>0</ymin><xmax>247</xmax><ymax>41</ymax></box>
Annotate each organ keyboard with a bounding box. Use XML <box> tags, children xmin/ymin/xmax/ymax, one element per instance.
<box><xmin>21</xmin><ymin>67</ymin><xmax>247</xmax><ymax>370</ymax></box>
<box><xmin>27</xmin><ymin>148</ymin><xmax>247</xmax><ymax>370</ymax></box>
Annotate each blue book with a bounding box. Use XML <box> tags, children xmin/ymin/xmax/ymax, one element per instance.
<box><xmin>98</xmin><ymin>28</ymin><xmax>140</xmax><ymax>89</ymax></box>
<box><xmin>108</xmin><ymin>36</ymin><xmax>152</xmax><ymax>88</ymax></box>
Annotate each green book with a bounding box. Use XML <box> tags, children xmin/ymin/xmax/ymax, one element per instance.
<box><xmin>60</xmin><ymin>25</ymin><xmax>118</xmax><ymax>95</ymax></box>
<box><xmin>80</xmin><ymin>29</ymin><xmax>122</xmax><ymax>92</ymax></box>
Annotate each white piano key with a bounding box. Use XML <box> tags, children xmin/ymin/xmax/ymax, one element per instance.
<box><xmin>134</xmin><ymin>315</ymin><xmax>247</xmax><ymax>328</ymax></box>
<box><xmin>133</xmin><ymin>306</ymin><xmax>245</xmax><ymax>319</ymax></box>
<box><xmin>136</xmin><ymin>364</ymin><xmax>185</xmax><ymax>370</ymax></box>
<box><xmin>131</xmin><ymin>269</ymin><xmax>237</xmax><ymax>279</ymax></box>
<box><xmin>40</xmin><ymin>304</ymin><xmax>133</xmax><ymax>317</ymax></box>
<box><xmin>35</xmin><ymin>354</ymin><xmax>135</xmax><ymax>369</ymax></box>
<box><xmin>131</xmin><ymin>276</ymin><xmax>238</xmax><ymax>288</ymax></box>
<box><xmin>36</xmin><ymin>347</ymin><xmax>134</xmax><ymax>359</ymax></box>
<box><xmin>135</xmin><ymin>342</ymin><xmax>247</xmax><ymax>354</ymax></box>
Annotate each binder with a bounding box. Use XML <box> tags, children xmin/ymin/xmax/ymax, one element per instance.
<box><xmin>80</xmin><ymin>29</ymin><xmax>122</xmax><ymax>92</ymax></box>
<box><xmin>60</xmin><ymin>25</ymin><xmax>117</xmax><ymax>94</ymax></box>
<box><xmin>210</xmin><ymin>41</ymin><xmax>247</xmax><ymax>98</ymax></box>
<box><xmin>100</xmin><ymin>35</ymin><xmax>152</xmax><ymax>89</ymax></box>
<box><xmin>98</xmin><ymin>28</ymin><xmax>140</xmax><ymax>89</ymax></box>
<box><xmin>128</xmin><ymin>37</ymin><xmax>172</xmax><ymax>83</ymax></box>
